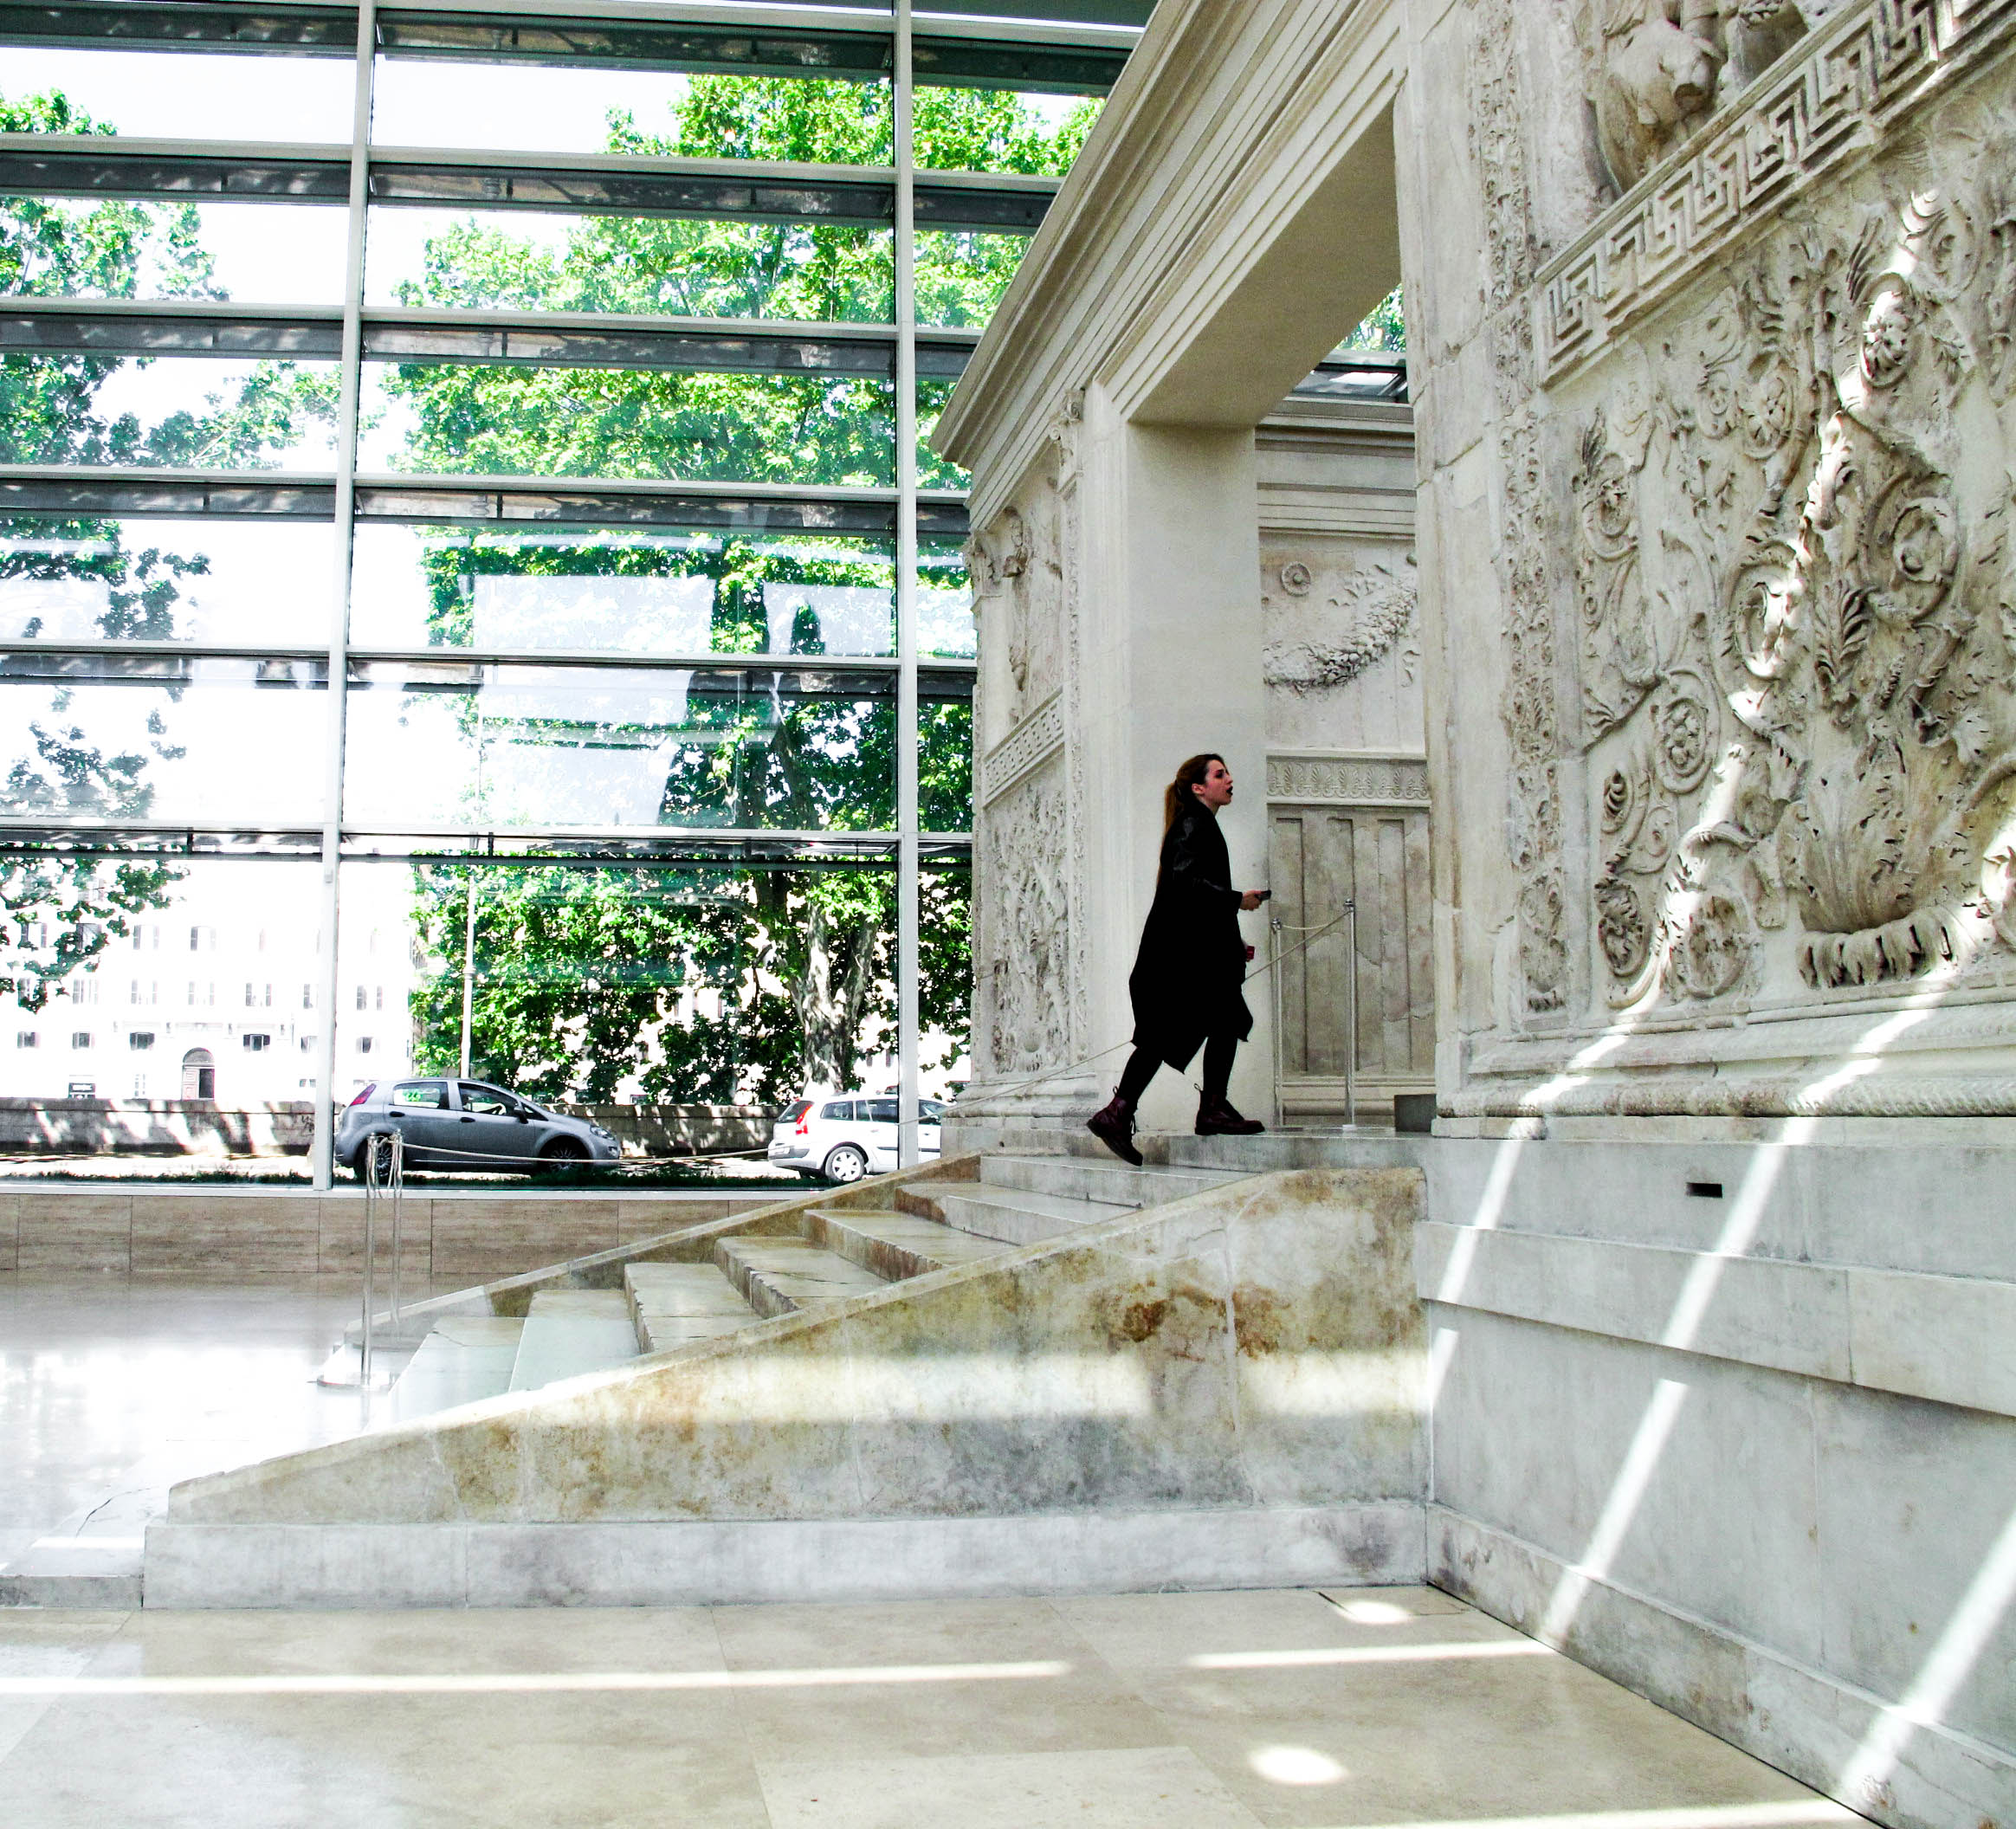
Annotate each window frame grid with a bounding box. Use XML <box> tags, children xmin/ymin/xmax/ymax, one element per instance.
<box><xmin>0</xmin><ymin>0</ymin><xmax>1140</xmax><ymax>1179</ymax></box>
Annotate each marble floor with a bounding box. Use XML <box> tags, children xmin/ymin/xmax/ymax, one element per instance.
<box><xmin>0</xmin><ymin>1284</ymin><xmax>1864</xmax><ymax>1826</ymax></box>
<box><xmin>0</xmin><ymin>1279</ymin><xmax>435</xmax><ymax>1568</ymax></box>
<box><xmin>0</xmin><ymin>1588</ymin><xmax>1858</xmax><ymax>1829</ymax></box>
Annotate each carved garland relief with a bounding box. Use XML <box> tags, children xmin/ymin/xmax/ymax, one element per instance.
<box><xmin>1574</xmin><ymin>130</ymin><xmax>2016</xmax><ymax>1014</ymax></box>
<box><xmin>1261</xmin><ymin>553</ymin><xmax>1420</xmax><ymax>692</ymax></box>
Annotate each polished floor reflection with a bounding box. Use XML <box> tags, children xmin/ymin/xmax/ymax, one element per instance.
<box><xmin>0</xmin><ymin>1280</ymin><xmax>414</xmax><ymax>1571</ymax></box>
<box><xmin>0</xmin><ymin>1286</ymin><xmax>1861</xmax><ymax>1826</ymax></box>
<box><xmin>0</xmin><ymin>1589</ymin><xmax>1857</xmax><ymax>1829</ymax></box>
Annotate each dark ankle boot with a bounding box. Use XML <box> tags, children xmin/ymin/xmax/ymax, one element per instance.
<box><xmin>1195</xmin><ymin>1095</ymin><xmax>1263</xmax><ymax>1137</ymax></box>
<box><xmin>1087</xmin><ymin>1094</ymin><xmax>1143</xmax><ymax>1166</ymax></box>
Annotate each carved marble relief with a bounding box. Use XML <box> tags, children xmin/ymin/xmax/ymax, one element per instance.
<box><xmin>1574</xmin><ymin>125</ymin><xmax>2016</xmax><ymax>1014</ymax></box>
<box><xmin>965</xmin><ymin>448</ymin><xmax>1069</xmax><ymax>741</ymax></box>
<box><xmin>1261</xmin><ymin>543</ymin><xmax>1424</xmax><ymax>753</ymax></box>
<box><xmin>984</xmin><ymin>758</ymin><xmax>1075</xmax><ymax>1080</ymax></box>
<box><xmin>967</xmin><ymin>408</ymin><xmax>1087</xmax><ymax>1097</ymax></box>
<box><xmin>1574</xmin><ymin>0</ymin><xmax>1848</xmax><ymax>193</ymax></box>
<box><xmin>1471</xmin><ymin>0</ymin><xmax>1575</xmax><ymax>1022</ymax></box>
<box><xmin>1262</xmin><ymin>552</ymin><xmax>1419</xmax><ymax>694</ymax></box>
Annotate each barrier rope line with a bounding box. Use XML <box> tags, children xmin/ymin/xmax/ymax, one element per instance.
<box><xmin>972</xmin><ymin>903</ymin><xmax>1358</xmax><ymax>1105</ymax></box>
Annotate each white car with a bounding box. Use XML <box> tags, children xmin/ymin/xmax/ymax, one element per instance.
<box><xmin>768</xmin><ymin>1093</ymin><xmax>945</xmax><ymax>1182</ymax></box>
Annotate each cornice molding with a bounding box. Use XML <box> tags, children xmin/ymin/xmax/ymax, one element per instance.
<box><xmin>934</xmin><ymin>0</ymin><xmax>1405</xmax><ymax>530</ymax></box>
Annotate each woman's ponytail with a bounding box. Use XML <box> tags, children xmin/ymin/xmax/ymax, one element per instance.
<box><xmin>1164</xmin><ymin>753</ymin><xmax>1224</xmax><ymax>831</ymax></box>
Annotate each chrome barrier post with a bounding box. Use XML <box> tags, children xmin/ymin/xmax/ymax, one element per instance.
<box><xmin>1342</xmin><ymin>901</ymin><xmax>1359</xmax><ymax>1132</ymax></box>
<box><xmin>360</xmin><ymin>1134</ymin><xmax>378</xmax><ymax>1389</ymax></box>
<box><xmin>1270</xmin><ymin>915</ymin><xmax>1285</xmax><ymax>1133</ymax></box>
<box><xmin>386</xmin><ymin>1128</ymin><xmax>404</xmax><ymax>1333</ymax></box>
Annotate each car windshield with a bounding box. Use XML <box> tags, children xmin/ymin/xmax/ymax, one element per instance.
<box><xmin>779</xmin><ymin>1100</ymin><xmax>811</xmax><ymax>1123</ymax></box>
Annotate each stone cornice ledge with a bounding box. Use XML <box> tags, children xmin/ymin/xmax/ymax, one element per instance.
<box><xmin>934</xmin><ymin>0</ymin><xmax>1404</xmax><ymax>530</ymax></box>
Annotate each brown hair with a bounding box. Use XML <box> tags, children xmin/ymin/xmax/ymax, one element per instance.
<box><xmin>1164</xmin><ymin>753</ymin><xmax>1224</xmax><ymax>831</ymax></box>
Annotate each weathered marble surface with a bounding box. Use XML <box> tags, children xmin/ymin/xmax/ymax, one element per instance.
<box><xmin>167</xmin><ymin>1167</ymin><xmax>1426</xmax><ymax>1528</ymax></box>
<box><xmin>1407</xmin><ymin>0</ymin><xmax>2016</xmax><ymax>1120</ymax></box>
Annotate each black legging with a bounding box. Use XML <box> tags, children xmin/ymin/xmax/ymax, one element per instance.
<box><xmin>1116</xmin><ymin>1030</ymin><xmax>1237</xmax><ymax>1107</ymax></box>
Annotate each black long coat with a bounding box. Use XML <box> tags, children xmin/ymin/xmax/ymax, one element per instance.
<box><xmin>1127</xmin><ymin>802</ymin><xmax>1253</xmax><ymax>1070</ymax></box>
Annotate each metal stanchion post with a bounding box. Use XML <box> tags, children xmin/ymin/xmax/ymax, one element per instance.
<box><xmin>1342</xmin><ymin>902</ymin><xmax>1359</xmax><ymax>1132</ymax></box>
<box><xmin>387</xmin><ymin>1130</ymin><xmax>404</xmax><ymax>1333</ymax></box>
<box><xmin>1270</xmin><ymin>915</ymin><xmax>1285</xmax><ymax>1133</ymax></box>
<box><xmin>360</xmin><ymin>1135</ymin><xmax>378</xmax><ymax>1389</ymax></box>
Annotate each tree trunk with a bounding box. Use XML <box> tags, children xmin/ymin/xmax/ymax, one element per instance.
<box><xmin>789</xmin><ymin>897</ymin><xmax>881</xmax><ymax>1088</ymax></box>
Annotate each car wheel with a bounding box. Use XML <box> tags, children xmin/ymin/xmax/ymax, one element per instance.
<box><xmin>538</xmin><ymin>1136</ymin><xmax>590</xmax><ymax>1174</ymax></box>
<box><xmin>352</xmin><ymin>1131</ymin><xmax>398</xmax><ymax>1179</ymax></box>
<box><xmin>823</xmin><ymin>1143</ymin><xmax>869</xmax><ymax>1184</ymax></box>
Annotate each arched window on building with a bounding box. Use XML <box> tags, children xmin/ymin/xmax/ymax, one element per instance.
<box><xmin>181</xmin><ymin>1049</ymin><xmax>216</xmax><ymax>1102</ymax></box>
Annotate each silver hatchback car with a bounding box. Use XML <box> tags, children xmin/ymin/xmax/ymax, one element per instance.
<box><xmin>338</xmin><ymin>1077</ymin><xmax>620</xmax><ymax>1173</ymax></box>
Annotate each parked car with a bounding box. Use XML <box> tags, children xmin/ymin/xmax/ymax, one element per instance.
<box><xmin>767</xmin><ymin>1093</ymin><xmax>945</xmax><ymax>1183</ymax></box>
<box><xmin>338</xmin><ymin>1077</ymin><xmax>620</xmax><ymax>1174</ymax></box>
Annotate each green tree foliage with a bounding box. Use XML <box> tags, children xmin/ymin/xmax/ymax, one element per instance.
<box><xmin>0</xmin><ymin>92</ymin><xmax>339</xmax><ymax>471</ymax></box>
<box><xmin>1345</xmin><ymin>283</ymin><xmax>1407</xmax><ymax>353</ymax></box>
<box><xmin>0</xmin><ymin>84</ymin><xmax>340</xmax><ymax>1012</ymax></box>
<box><xmin>382</xmin><ymin>75</ymin><xmax>1087</xmax><ymax>1100</ymax></box>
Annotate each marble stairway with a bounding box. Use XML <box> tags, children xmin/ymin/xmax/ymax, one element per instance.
<box><xmin>150</xmin><ymin>1134</ymin><xmax>1433</xmax><ymax>1608</ymax></box>
<box><xmin>379</xmin><ymin>1148</ymin><xmax>1249</xmax><ymax>1419</ymax></box>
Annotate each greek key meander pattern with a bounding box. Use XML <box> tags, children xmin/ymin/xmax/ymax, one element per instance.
<box><xmin>1266</xmin><ymin>754</ymin><xmax>1430</xmax><ymax>804</ymax></box>
<box><xmin>980</xmin><ymin>693</ymin><xmax>1064</xmax><ymax>807</ymax></box>
<box><xmin>1539</xmin><ymin>0</ymin><xmax>2016</xmax><ymax>384</ymax></box>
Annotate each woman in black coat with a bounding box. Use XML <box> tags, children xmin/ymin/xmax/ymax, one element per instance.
<box><xmin>1088</xmin><ymin>752</ymin><xmax>1268</xmax><ymax>1166</ymax></box>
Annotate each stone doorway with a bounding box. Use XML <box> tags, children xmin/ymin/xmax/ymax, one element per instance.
<box><xmin>180</xmin><ymin>1048</ymin><xmax>216</xmax><ymax>1102</ymax></box>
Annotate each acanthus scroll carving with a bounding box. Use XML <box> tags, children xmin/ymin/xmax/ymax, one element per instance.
<box><xmin>1575</xmin><ymin>130</ymin><xmax>2016</xmax><ymax>1013</ymax></box>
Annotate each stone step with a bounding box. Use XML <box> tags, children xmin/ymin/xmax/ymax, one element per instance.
<box><xmin>624</xmin><ymin>1261</ymin><xmax>757</xmax><ymax>1354</ymax></box>
<box><xmin>714</xmin><ymin>1237</ymin><xmax>890</xmax><ymax>1317</ymax></box>
<box><xmin>901</xmin><ymin>1180</ymin><xmax>1132</xmax><ymax>1247</ymax></box>
<box><xmin>508</xmin><ymin>1290</ymin><xmax>642</xmax><ymax>1392</ymax></box>
<box><xmin>802</xmin><ymin>1206</ymin><xmax>1019</xmax><ymax>1280</ymax></box>
<box><xmin>0</xmin><ymin>1535</ymin><xmax>145</xmax><ymax>1608</ymax></box>
<box><xmin>385</xmin><ymin>1316</ymin><xmax>525</xmax><ymax>1423</ymax></box>
<box><xmin>978</xmin><ymin>1152</ymin><xmax>1242</xmax><ymax>1209</ymax></box>
<box><xmin>1161</xmin><ymin>1132</ymin><xmax>1431</xmax><ymax>1173</ymax></box>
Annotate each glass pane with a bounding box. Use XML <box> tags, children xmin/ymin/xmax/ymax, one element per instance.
<box><xmin>341</xmin><ymin>662</ymin><xmax>899</xmax><ymax>832</ymax></box>
<box><xmin>1345</xmin><ymin>283</ymin><xmax>1407</xmax><ymax>352</ymax></box>
<box><xmin>0</xmin><ymin>856</ymin><xmax>328</xmax><ymax>1177</ymax></box>
<box><xmin>921</xmin><ymin>701</ymin><xmax>973</xmax><ymax>833</ymax></box>
<box><xmin>914</xmin><ymin>88</ymin><xmax>1100</xmax><ymax>175</ymax></box>
<box><xmin>916</xmin><ymin>229</ymin><xmax>1031</xmax><ymax>329</ymax></box>
<box><xmin>357</xmin><ymin>362</ymin><xmax>893</xmax><ymax>486</ymax></box>
<box><xmin>379</xmin><ymin>858</ymin><xmax>958</xmax><ymax>1115</ymax></box>
<box><xmin>0</xmin><ymin>662</ymin><xmax>330</xmax><ymax>826</ymax></box>
<box><xmin>0</xmin><ymin>49</ymin><xmax>355</xmax><ymax>143</ymax></box>
<box><xmin>914</xmin><ymin>378</ymin><xmax>966</xmax><ymax>490</ymax></box>
<box><xmin>0</xmin><ymin>518</ymin><xmax>334</xmax><ymax>646</ymax></box>
<box><xmin>0</xmin><ymin>355</ymin><xmax>340</xmax><ymax>470</ymax></box>
<box><xmin>916</xmin><ymin>540</ymin><xmax>974</xmax><ymax>660</ymax></box>
<box><xmin>372</xmin><ymin>64</ymin><xmax>892</xmax><ymax>163</ymax></box>
<box><xmin>1</xmin><ymin>195</ymin><xmax>348</xmax><ymax>305</ymax></box>
<box><xmin>326</xmin><ymin>863</ymin><xmax>423</xmax><ymax>1112</ymax></box>
<box><xmin>365</xmin><ymin>207</ymin><xmax>895</xmax><ymax>322</ymax></box>
<box><xmin>349</xmin><ymin>525</ymin><xmax>900</xmax><ymax>660</ymax></box>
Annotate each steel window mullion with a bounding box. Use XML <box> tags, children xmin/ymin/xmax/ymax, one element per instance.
<box><xmin>895</xmin><ymin>0</ymin><xmax>920</xmax><ymax>1170</ymax></box>
<box><xmin>310</xmin><ymin>0</ymin><xmax>375</xmax><ymax>1192</ymax></box>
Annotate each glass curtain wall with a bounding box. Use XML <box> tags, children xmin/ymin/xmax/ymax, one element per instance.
<box><xmin>0</xmin><ymin>0</ymin><xmax>1135</xmax><ymax>1184</ymax></box>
